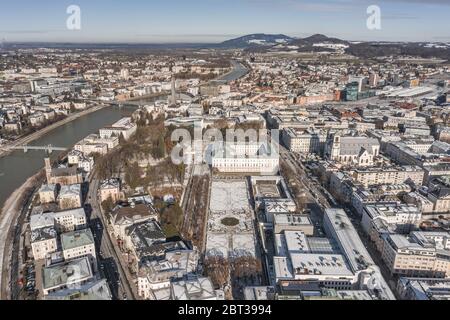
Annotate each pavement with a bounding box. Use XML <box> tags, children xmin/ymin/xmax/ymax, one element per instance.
<box><xmin>86</xmin><ymin>177</ymin><xmax>136</xmax><ymax>300</ymax></box>
<box><xmin>274</xmin><ymin>135</ymin><xmax>332</xmax><ymax>210</ymax></box>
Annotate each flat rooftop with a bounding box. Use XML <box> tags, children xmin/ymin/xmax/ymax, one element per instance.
<box><xmin>291</xmin><ymin>253</ymin><xmax>353</xmax><ymax>276</ymax></box>
<box><xmin>44</xmin><ymin>279</ymin><xmax>112</xmax><ymax>300</ymax></box>
<box><xmin>274</xmin><ymin>253</ymin><xmax>354</xmax><ymax>280</ymax></box>
<box><xmin>307</xmin><ymin>237</ymin><xmax>340</xmax><ymax>254</ymax></box>
<box><xmin>171</xmin><ymin>277</ymin><xmax>217</xmax><ymax>300</ymax></box>
<box><xmin>325</xmin><ymin>208</ymin><xmax>375</xmax><ymax>272</ymax></box>
<box><xmin>274</xmin><ymin>214</ymin><xmax>312</xmax><ymax>226</ymax></box>
<box><xmin>42</xmin><ymin>257</ymin><xmax>93</xmax><ymax>291</ymax></box>
<box><xmin>276</xmin><ymin>231</ymin><xmax>310</xmax><ymax>256</ymax></box>
<box><xmin>254</xmin><ymin>181</ymin><xmax>281</xmax><ymax>198</ymax></box>
<box><xmin>61</xmin><ymin>229</ymin><xmax>95</xmax><ymax>251</ymax></box>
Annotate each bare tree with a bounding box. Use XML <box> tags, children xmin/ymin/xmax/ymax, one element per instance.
<box><xmin>204</xmin><ymin>256</ymin><xmax>230</xmax><ymax>289</ymax></box>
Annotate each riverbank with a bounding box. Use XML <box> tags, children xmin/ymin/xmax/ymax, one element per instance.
<box><xmin>215</xmin><ymin>60</ymin><xmax>249</xmax><ymax>83</ymax></box>
<box><xmin>0</xmin><ymin>104</ymin><xmax>108</xmax><ymax>159</ymax></box>
<box><xmin>0</xmin><ymin>172</ymin><xmax>42</xmax><ymax>299</ymax></box>
<box><xmin>124</xmin><ymin>92</ymin><xmax>168</xmax><ymax>103</ymax></box>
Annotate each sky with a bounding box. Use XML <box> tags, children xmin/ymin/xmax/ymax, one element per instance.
<box><xmin>0</xmin><ymin>0</ymin><xmax>449</xmax><ymax>43</ymax></box>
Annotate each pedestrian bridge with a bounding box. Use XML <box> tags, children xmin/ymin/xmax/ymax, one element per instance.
<box><xmin>9</xmin><ymin>144</ymin><xmax>67</xmax><ymax>154</ymax></box>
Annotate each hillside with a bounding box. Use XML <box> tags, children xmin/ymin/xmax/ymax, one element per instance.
<box><xmin>218</xmin><ymin>33</ymin><xmax>293</xmax><ymax>48</ymax></box>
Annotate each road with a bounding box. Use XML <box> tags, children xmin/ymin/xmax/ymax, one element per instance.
<box><xmin>270</xmin><ymin>132</ymin><xmax>332</xmax><ymax>210</ymax></box>
<box><xmin>1</xmin><ymin>168</ymin><xmax>137</xmax><ymax>300</ymax></box>
<box><xmin>274</xmin><ymin>137</ymin><xmax>399</xmax><ymax>295</ymax></box>
<box><xmin>86</xmin><ymin>177</ymin><xmax>135</xmax><ymax>300</ymax></box>
<box><xmin>180</xmin><ymin>165</ymin><xmax>195</xmax><ymax>229</ymax></box>
<box><xmin>0</xmin><ymin>174</ymin><xmax>40</xmax><ymax>300</ymax></box>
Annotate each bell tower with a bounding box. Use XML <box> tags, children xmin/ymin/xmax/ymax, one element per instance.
<box><xmin>44</xmin><ymin>157</ymin><xmax>52</xmax><ymax>183</ymax></box>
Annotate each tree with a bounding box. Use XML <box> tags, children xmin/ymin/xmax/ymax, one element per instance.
<box><xmin>204</xmin><ymin>256</ymin><xmax>230</xmax><ymax>289</ymax></box>
<box><xmin>125</xmin><ymin>162</ymin><xmax>141</xmax><ymax>190</ymax></box>
<box><xmin>159</xmin><ymin>203</ymin><xmax>183</xmax><ymax>238</ymax></box>
<box><xmin>160</xmin><ymin>203</ymin><xmax>183</xmax><ymax>230</ymax></box>
<box><xmin>152</xmin><ymin>134</ymin><xmax>166</xmax><ymax>159</ymax></box>
<box><xmin>101</xmin><ymin>195</ymin><xmax>115</xmax><ymax>214</ymax></box>
<box><xmin>231</xmin><ymin>256</ymin><xmax>262</xmax><ymax>280</ymax></box>
<box><xmin>118</xmin><ymin>133</ymin><xmax>126</xmax><ymax>145</ymax></box>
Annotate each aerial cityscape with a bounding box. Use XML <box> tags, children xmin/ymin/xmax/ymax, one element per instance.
<box><xmin>1</xmin><ymin>0</ymin><xmax>450</xmax><ymax>306</ymax></box>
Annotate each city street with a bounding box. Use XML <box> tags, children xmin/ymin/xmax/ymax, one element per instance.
<box><xmin>86</xmin><ymin>176</ymin><xmax>136</xmax><ymax>300</ymax></box>
<box><xmin>0</xmin><ymin>6</ymin><xmax>448</xmax><ymax>302</ymax></box>
<box><xmin>275</xmin><ymin>135</ymin><xmax>399</xmax><ymax>293</ymax></box>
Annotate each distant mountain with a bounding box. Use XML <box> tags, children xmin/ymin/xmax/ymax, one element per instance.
<box><xmin>239</xmin><ymin>33</ymin><xmax>351</xmax><ymax>53</ymax></box>
<box><xmin>5</xmin><ymin>34</ymin><xmax>449</xmax><ymax>61</ymax></box>
<box><xmin>346</xmin><ymin>42</ymin><xmax>450</xmax><ymax>60</ymax></box>
<box><xmin>230</xmin><ymin>33</ymin><xmax>449</xmax><ymax>61</ymax></box>
<box><xmin>289</xmin><ymin>34</ymin><xmax>349</xmax><ymax>46</ymax></box>
<box><xmin>218</xmin><ymin>33</ymin><xmax>293</xmax><ymax>48</ymax></box>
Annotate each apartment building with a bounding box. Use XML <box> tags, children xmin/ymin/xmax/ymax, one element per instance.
<box><xmin>67</xmin><ymin>149</ymin><xmax>94</xmax><ymax>174</ymax></box>
<box><xmin>111</xmin><ymin>204</ymin><xmax>159</xmax><ymax>242</ymax></box>
<box><xmin>31</xmin><ymin>226</ymin><xmax>58</xmax><ymax>260</ymax></box>
<box><xmin>402</xmin><ymin>138</ymin><xmax>434</xmax><ymax>154</ymax></box>
<box><xmin>350</xmin><ymin>188</ymin><xmax>400</xmax><ymax>216</ymax></box>
<box><xmin>44</xmin><ymin>279</ymin><xmax>112</xmax><ymax>300</ymax></box>
<box><xmin>427</xmin><ymin>176</ymin><xmax>450</xmax><ymax>213</ymax></box>
<box><xmin>423</xmin><ymin>163</ymin><xmax>450</xmax><ymax>184</ymax></box>
<box><xmin>361</xmin><ymin>203</ymin><xmax>422</xmax><ymax>235</ymax></box>
<box><xmin>137</xmin><ymin>245</ymin><xmax>198</xmax><ymax>299</ymax></box>
<box><xmin>99</xmin><ymin>117</ymin><xmax>137</xmax><ymax>140</ymax></box>
<box><xmin>38</xmin><ymin>184</ymin><xmax>57</xmax><ymax>204</ymax></box>
<box><xmin>403</xmin><ymin>192</ymin><xmax>435</xmax><ymax>215</ymax></box>
<box><xmin>383</xmin><ymin>141</ymin><xmax>429</xmax><ymax>166</ymax></box>
<box><xmin>351</xmin><ymin>166</ymin><xmax>424</xmax><ymax>188</ymax></box>
<box><xmin>379</xmin><ymin>232</ymin><xmax>450</xmax><ymax>278</ymax></box>
<box><xmin>397</xmin><ymin>278</ymin><xmax>450</xmax><ymax>300</ymax></box>
<box><xmin>74</xmin><ymin>140</ymin><xmax>108</xmax><ymax>156</ymax></box>
<box><xmin>57</xmin><ymin>184</ymin><xmax>82</xmax><ymax>210</ymax></box>
<box><xmin>74</xmin><ymin>134</ymin><xmax>118</xmax><ymax>155</ymax></box>
<box><xmin>282</xmin><ymin>128</ymin><xmax>327</xmax><ymax>155</ymax></box>
<box><xmin>41</xmin><ymin>257</ymin><xmax>94</xmax><ymax>296</ymax></box>
<box><xmin>30</xmin><ymin>207</ymin><xmax>87</xmax><ymax>234</ymax></box>
<box><xmin>61</xmin><ymin>229</ymin><xmax>96</xmax><ymax>262</ymax></box>
<box><xmin>99</xmin><ymin>178</ymin><xmax>122</xmax><ymax>203</ymax></box>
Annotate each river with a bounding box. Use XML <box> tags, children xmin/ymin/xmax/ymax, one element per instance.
<box><xmin>216</xmin><ymin>60</ymin><xmax>248</xmax><ymax>83</ymax></box>
<box><xmin>0</xmin><ymin>60</ymin><xmax>249</xmax><ymax>210</ymax></box>
<box><xmin>0</xmin><ymin>105</ymin><xmax>140</xmax><ymax>208</ymax></box>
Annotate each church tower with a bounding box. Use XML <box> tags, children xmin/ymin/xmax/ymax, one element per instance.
<box><xmin>170</xmin><ymin>76</ymin><xmax>177</xmax><ymax>106</ymax></box>
<box><xmin>44</xmin><ymin>157</ymin><xmax>52</xmax><ymax>183</ymax></box>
